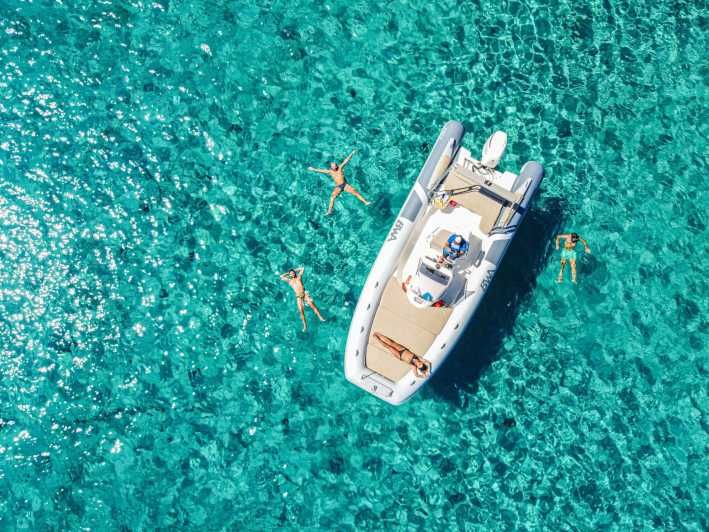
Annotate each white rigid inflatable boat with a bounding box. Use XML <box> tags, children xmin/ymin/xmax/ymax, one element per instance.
<box><xmin>344</xmin><ymin>121</ymin><xmax>544</xmax><ymax>405</ymax></box>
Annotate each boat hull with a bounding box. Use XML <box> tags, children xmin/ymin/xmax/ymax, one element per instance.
<box><xmin>344</xmin><ymin>123</ymin><xmax>544</xmax><ymax>405</ymax></box>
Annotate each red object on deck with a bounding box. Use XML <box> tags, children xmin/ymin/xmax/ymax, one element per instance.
<box><xmin>449</xmin><ymin>200</ymin><xmax>458</xmax><ymax>207</ymax></box>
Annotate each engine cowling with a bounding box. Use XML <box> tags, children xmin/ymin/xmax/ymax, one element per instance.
<box><xmin>481</xmin><ymin>131</ymin><xmax>507</xmax><ymax>169</ymax></box>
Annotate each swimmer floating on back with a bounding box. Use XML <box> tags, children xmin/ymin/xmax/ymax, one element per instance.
<box><xmin>279</xmin><ymin>267</ymin><xmax>326</xmax><ymax>331</ymax></box>
<box><xmin>307</xmin><ymin>149</ymin><xmax>370</xmax><ymax>215</ymax></box>
<box><xmin>555</xmin><ymin>232</ymin><xmax>591</xmax><ymax>283</ymax></box>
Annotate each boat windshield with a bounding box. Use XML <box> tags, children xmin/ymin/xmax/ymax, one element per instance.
<box><xmin>418</xmin><ymin>262</ymin><xmax>449</xmax><ymax>284</ymax></box>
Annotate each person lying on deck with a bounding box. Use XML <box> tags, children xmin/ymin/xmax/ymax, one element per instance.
<box><xmin>307</xmin><ymin>149</ymin><xmax>370</xmax><ymax>215</ymax></box>
<box><xmin>373</xmin><ymin>332</ymin><xmax>431</xmax><ymax>378</ymax></box>
<box><xmin>279</xmin><ymin>267</ymin><xmax>325</xmax><ymax>331</ymax></box>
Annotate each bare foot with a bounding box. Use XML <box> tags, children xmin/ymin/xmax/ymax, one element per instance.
<box><xmin>556</xmin><ymin>276</ymin><xmax>563</xmax><ymax>283</ymax></box>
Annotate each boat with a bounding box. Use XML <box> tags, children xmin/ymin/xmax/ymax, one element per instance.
<box><xmin>343</xmin><ymin>121</ymin><xmax>544</xmax><ymax>405</ymax></box>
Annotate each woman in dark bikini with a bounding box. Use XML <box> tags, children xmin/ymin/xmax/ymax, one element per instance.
<box><xmin>307</xmin><ymin>149</ymin><xmax>370</xmax><ymax>215</ymax></box>
<box><xmin>373</xmin><ymin>332</ymin><xmax>431</xmax><ymax>378</ymax></box>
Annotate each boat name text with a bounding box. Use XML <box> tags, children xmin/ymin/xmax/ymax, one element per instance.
<box><xmin>480</xmin><ymin>268</ymin><xmax>496</xmax><ymax>290</ymax></box>
<box><xmin>387</xmin><ymin>219</ymin><xmax>404</xmax><ymax>241</ymax></box>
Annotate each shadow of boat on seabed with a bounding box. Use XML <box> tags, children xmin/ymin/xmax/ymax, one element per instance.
<box><xmin>427</xmin><ymin>196</ymin><xmax>565</xmax><ymax>405</ymax></box>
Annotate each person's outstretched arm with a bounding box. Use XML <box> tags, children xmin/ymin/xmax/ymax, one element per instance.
<box><xmin>555</xmin><ymin>234</ymin><xmax>569</xmax><ymax>249</ymax></box>
<box><xmin>308</xmin><ymin>166</ymin><xmax>331</xmax><ymax>174</ymax></box>
<box><xmin>579</xmin><ymin>237</ymin><xmax>591</xmax><ymax>253</ymax></box>
<box><xmin>339</xmin><ymin>150</ymin><xmax>356</xmax><ymax>168</ymax></box>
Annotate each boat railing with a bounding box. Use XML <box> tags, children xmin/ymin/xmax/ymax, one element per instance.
<box><xmin>489</xmin><ymin>224</ymin><xmax>519</xmax><ymax>236</ymax></box>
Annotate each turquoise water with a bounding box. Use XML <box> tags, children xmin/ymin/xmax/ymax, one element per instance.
<box><xmin>1</xmin><ymin>0</ymin><xmax>707</xmax><ymax>528</ymax></box>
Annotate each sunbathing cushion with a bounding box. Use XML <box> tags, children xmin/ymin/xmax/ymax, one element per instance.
<box><xmin>442</xmin><ymin>172</ymin><xmax>503</xmax><ymax>234</ymax></box>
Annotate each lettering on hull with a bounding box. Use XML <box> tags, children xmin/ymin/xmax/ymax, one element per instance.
<box><xmin>387</xmin><ymin>219</ymin><xmax>404</xmax><ymax>242</ymax></box>
<box><xmin>480</xmin><ymin>268</ymin><xmax>496</xmax><ymax>291</ymax></box>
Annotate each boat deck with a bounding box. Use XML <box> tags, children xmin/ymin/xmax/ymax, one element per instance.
<box><xmin>441</xmin><ymin>165</ymin><xmax>521</xmax><ymax>234</ymax></box>
<box><xmin>366</xmin><ymin>276</ymin><xmax>452</xmax><ymax>381</ymax></box>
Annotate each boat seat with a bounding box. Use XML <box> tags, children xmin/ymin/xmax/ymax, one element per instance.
<box><xmin>366</xmin><ymin>341</ymin><xmax>412</xmax><ymax>382</ymax></box>
<box><xmin>442</xmin><ymin>172</ymin><xmax>503</xmax><ymax>234</ymax></box>
<box><xmin>442</xmin><ymin>165</ymin><xmax>524</xmax><ymax>234</ymax></box>
<box><xmin>367</xmin><ymin>307</ymin><xmax>435</xmax><ymax>381</ymax></box>
<box><xmin>454</xmin><ymin>165</ymin><xmax>522</xmax><ymax>205</ymax></box>
<box><xmin>366</xmin><ymin>277</ymin><xmax>452</xmax><ymax>382</ymax></box>
<box><xmin>429</xmin><ymin>230</ymin><xmax>482</xmax><ymax>264</ymax></box>
<box><xmin>430</xmin><ymin>229</ymin><xmax>453</xmax><ymax>251</ymax></box>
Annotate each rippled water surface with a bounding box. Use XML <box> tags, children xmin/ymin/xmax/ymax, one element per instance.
<box><xmin>1</xmin><ymin>0</ymin><xmax>707</xmax><ymax>529</ymax></box>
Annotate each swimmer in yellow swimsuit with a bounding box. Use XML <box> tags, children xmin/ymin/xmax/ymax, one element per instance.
<box><xmin>555</xmin><ymin>232</ymin><xmax>591</xmax><ymax>283</ymax></box>
<box><xmin>307</xmin><ymin>149</ymin><xmax>370</xmax><ymax>215</ymax></box>
<box><xmin>279</xmin><ymin>267</ymin><xmax>325</xmax><ymax>331</ymax></box>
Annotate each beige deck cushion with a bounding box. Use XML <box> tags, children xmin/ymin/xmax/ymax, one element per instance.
<box><xmin>365</xmin><ymin>341</ymin><xmax>412</xmax><ymax>381</ymax></box>
<box><xmin>371</xmin><ymin>307</ymin><xmax>435</xmax><ymax>357</ymax></box>
<box><xmin>379</xmin><ymin>277</ymin><xmax>451</xmax><ymax>334</ymax></box>
<box><xmin>455</xmin><ymin>165</ymin><xmax>521</xmax><ymax>204</ymax></box>
<box><xmin>430</xmin><ymin>229</ymin><xmax>453</xmax><ymax>252</ymax></box>
<box><xmin>442</xmin><ymin>172</ymin><xmax>503</xmax><ymax>234</ymax></box>
<box><xmin>366</xmin><ymin>277</ymin><xmax>452</xmax><ymax>382</ymax></box>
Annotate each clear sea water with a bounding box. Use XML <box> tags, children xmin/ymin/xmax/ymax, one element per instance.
<box><xmin>0</xmin><ymin>0</ymin><xmax>707</xmax><ymax>529</ymax></box>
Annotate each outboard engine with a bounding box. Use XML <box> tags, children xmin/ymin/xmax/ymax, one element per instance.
<box><xmin>481</xmin><ymin>131</ymin><xmax>507</xmax><ymax>169</ymax></box>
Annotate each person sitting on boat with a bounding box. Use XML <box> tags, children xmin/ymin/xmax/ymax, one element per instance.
<box><xmin>373</xmin><ymin>332</ymin><xmax>431</xmax><ymax>378</ymax></box>
<box><xmin>555</xmin><ymin>232</ymin><xmax>591</xmax><ymax>283</ymax></box>
<box><xmin>439</xmin><ymin>234</ymin><xmax>469</xmax><ymax>263</ymax></box>
<box><xmin>307</xmin><ymin>149</ymin><xmax>370</xmax><ymax>215</ymax></box>
<box><xmin>278</xmin><ymin>267</ymin><xmax>326</xmax><ymax>331</ymax></box>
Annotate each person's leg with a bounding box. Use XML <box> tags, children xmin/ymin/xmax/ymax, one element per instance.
<box><xmin>374</xmin><ymin>332</ymin><xmax>403</xmax><ymax>355</ymax></box>
<box><xmin>376</xmin><ymin>338</ymin><xmax>402</xmax><ymax>359</ymax></box>
<box><xmin>297</xmin><ymin>298</ymin><xmax>307</xmax><ymax>331</ymax></box>
<box><xmin>345</xmin><ymin>184</ymin><xmax>370</xmax><ymax>205</ymax></box>
<box><xmin>570</xmin><ymin>259</ymin><xmax>577</xmax><ymax>283</ymax></box>
<box><xmin>327</xmin><ymin>187</ymin><xmax>341</xmax><ymax>215</ymax></box>
<box><xmin>557</xmin><ymin>259</ymin><xmax>566</xmax><ymax>283</ymax></box>
<box><xmin>383</xmin><ymin>336</ymin><xmax>406</xmax><ymax>356</ymax></box>
<box><xmin>305</xmin><ymin>294</ymin><xmax>325</xmax><ymax>321</ymax></box>
<box><xmin>374</xmin><ymin>332</ymin><xmax>395</xmax><ymax>349</ymax></box>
